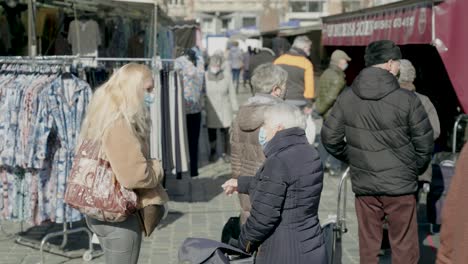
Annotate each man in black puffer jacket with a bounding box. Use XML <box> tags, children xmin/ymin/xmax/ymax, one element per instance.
<box><xmin>322</xmin><ymin>40</ymin><xmax>433</xmax><ymax>264</ymax></box>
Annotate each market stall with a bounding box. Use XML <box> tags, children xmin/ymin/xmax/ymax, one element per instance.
<box><xmin>321</xmin><ymin>0</ymin><xmax>466</xmax><ymax>149</ymax></box>
<box><xmin>0</xmin><ymin>1</ymin><xmax>190</xmax><ymax>263</ymax></box>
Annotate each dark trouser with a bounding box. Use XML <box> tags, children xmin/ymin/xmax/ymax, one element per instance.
<box><xmin>355</xmin><ymin>195</ymin><xmax>419</xmax><ymax>264</ymax></box>
<box><xmin>208</xmin><ymin>128</ymin><xmax>230</xmax><ymax>157</ymax></box>
<box><xmin>186</xmin><ymin>113</ymin><xmax>201</xmax><ymax>177</ymax></box>
<box><xmin>232</xmin><ymin>69</ymin><xmax>241</xmax><ymax>93</ymax></box>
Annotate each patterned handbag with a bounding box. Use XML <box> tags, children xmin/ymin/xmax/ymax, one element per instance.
<box><xmin>64</xmin><ymin>139</ymin><xmax>138</xmax><ymax>222</ymax></box>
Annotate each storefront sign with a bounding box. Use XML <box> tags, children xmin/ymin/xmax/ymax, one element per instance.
<box><xmin>322</xmin><ymin>4</ymin><xmax>432</xmax><ymax>46</ymax></box>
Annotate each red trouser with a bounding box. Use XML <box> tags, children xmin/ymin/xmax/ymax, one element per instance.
<box><xmin>355</xmin><ymin>195</ymin><xmax>419</xmax><ymax>264</ymax></box>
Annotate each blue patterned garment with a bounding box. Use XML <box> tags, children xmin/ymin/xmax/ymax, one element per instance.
<box><xmin>0</xmin><ymin>74</ymin><xmax>34</xmax><ymax>167</ymax></box>
<box><xmin>174</xmin><ymin>55</ymin><xmax>205</xmax><ymax>114</ymax></box>
<box><xmin>29</xmin><ymin>75</ymin><xmax>91</xmax><ymax>223</ymax></box>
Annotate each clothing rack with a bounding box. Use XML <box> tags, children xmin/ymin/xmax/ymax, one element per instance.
<box><xmin>0</xmin><ymin>56</ymin><xmax>98</xmax><ymax>263</ymax></box>
<box><xmin>0</xmin><ymin>55</ymin><xmax>175</xmax><ymax>262</ymax></box>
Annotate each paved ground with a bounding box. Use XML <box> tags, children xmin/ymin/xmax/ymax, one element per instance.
<box><xmin>0</xmin><ymin>86</ymin><xmax>440</xmax><ymax>263</ymax></box>
<box><xmin>0</xmin><ymin>160</ymin><xmax>359</xmax><ymax>264</ymax></box>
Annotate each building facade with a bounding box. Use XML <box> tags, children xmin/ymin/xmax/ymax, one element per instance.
<box><xmin>167</xmin><ymin>0</ymin><xmax>405</xmax><ymax>36</ymax></box>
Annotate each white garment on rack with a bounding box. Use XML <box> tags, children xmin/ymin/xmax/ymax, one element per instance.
<box><xmin>68</xmin><ymin>19</ymin><xmax>101</xmax><ymax>67</ymax></box>
<box><xmin>169</xmin><ymin>72</ymin><xmax>189</xmax><ymax>174</ymax></box>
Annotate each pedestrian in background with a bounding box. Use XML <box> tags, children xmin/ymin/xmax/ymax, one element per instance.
<box><xmin>398</xmin><ymin>59</ymin><xmax>440</xmax><ymax>188</ymax></box>
<box><xmin>315</xmin><ymin>50</ymin><xmax>351</xmax><ymax>119</ymax></box>
<box><xmin>315</xmin><ymin>49</ymin><xmax>351</xmax><ymax>176</ymax></box>
<box><xmin>274</xmin><ymin>36</ymin><xmax>315</xmax><ymax>111</ymax></box>
<box><xmin>249</xmin><ymin>39</ymin><xmax>276</xmax><ymax>82</ymax></box>
<box><xmin>230</xmin><ymin>63</ymin><xmax>288</xmax><ymax>225</ymax></box>
<box><xmin>228</xmin><ymin>41</ymin><xmax>244</xmax><ymax>94</ymax></box>
<box><xmin>80</xmin><ymin>64</ymin><xmax>169</xmax><ymax>264</ymax></box>
<box><xmin>174</xmin><ymin>47</ymin><xmax>205</xmax><ymax>177</ymax></box>
<box><xmin>223</xmin><ymin>103</ymin><xmax>326</xmax><ymax>264</ymax></box>
<box><xmin>243</xmin><ymin>46</ymin><xmax>254</xmax><ymax>93</ymax></box>
<box><xmin>205</xmin><ymin>53</ymin><xmax>239</xmax><ymax>163</ymax></box>
<box><xmin>321</xmin><ymin>40</ymin><xmax>433</xmax><ymax>264</ymax></box>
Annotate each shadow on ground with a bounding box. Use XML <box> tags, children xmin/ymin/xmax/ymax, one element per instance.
<box><xmin>157</xmin><ymin>210</ymin><xmax>184</xmax><ymax>230</ymax></box>
<box><xmin>190</xmin><ymin>173</ymin><xmax>231</xmax><ymax>203</ymax></box>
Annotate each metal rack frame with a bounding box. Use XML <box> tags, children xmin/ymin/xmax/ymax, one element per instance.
<box><xmin>0</xmin><ymin>56</ymin><xmax>101</xmax><ymax>263</ymax></box>
<box><xmin>0</xmin><ymin>51</ymin><xmax>175</xmax><ymax>262</ymax></box>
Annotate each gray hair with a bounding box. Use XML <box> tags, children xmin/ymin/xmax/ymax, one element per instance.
<box><xmin>209</xmin><ymin>53</ymin><xmax>224</xmax><ymax>67</ymax></box>
<box><xmin>398</xmin><ymin>59</ymin><xmax>416</xmax><ymax>83</ymax></box>
<box><xmin>264</xmin><ymin>103</ymin><xmax>306</xmax><ymax>130</ymax></box>
<box><xmin>292</xmin><ymin>36</ymin><xmax>312</xmax><ymax>51</ymax></box>
<box><xmin>251</xmin><ymin>63</ymin><xmax>288</xmax><ymax>94</ymax></box>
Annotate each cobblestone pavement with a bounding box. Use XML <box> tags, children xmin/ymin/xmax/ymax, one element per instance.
<box><xmin>0</xmin><ymin>87</ymin><xmax>439</xmax><ymax>263</ymax></box>
<box><xmin>0</xmin><ymin>161</ymin><xmax>360</xmax><ymax>264</ymax></box>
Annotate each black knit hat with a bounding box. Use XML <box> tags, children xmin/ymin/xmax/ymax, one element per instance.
<box><xmin>364</xmin><ymin>40</ymin><xmax>402</xmax><ymax>67</ymax></box>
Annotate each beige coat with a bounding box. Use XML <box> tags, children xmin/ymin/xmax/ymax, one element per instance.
<box><xmin>205</xmin><ymin>69</ymin><xmax>239</xmax><ymax>128</ymax></box>
<box><xmin>400</xmin><ymin>82</ymin><xmax>440</xmax><ymax>182</ymax></box>
<box><xmin>101</xmin><ymin>117</ymin><xmax>169</xmax><ymax>216</ymax></box>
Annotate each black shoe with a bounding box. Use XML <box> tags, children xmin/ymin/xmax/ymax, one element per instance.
<box><xmin>222</xmin><ymin>154</ymin><xmax>231</xmax><ymax>163</ymax></box>
<box><xmin>209</xmin><ymin>153</ymin><xmax>217</xmax><ymax>163</ymax></box>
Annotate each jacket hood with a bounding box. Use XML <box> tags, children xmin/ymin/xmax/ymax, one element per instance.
<box><xmin>352</xmin><ymin>67</ymin><xmax>399</xmax><ymax>100</ymax></box>
<box><xmin>399</xmin><ymin>81</ymin><xmax>416</xmax><ymax>92</ymax></box>
<box><xmin>264</xmin><ymin>127</ymin><xmax>307</xmax><ymax>157</ymax></box>
<box><xmin>259</xmin><ymin>48</ymin><xmax>275</xmax><ymax>57</ymax></box>
<box><xmin>238</xmin><ymin>94</ymin><xmax>281</xmax><ymax>131</ymax></box>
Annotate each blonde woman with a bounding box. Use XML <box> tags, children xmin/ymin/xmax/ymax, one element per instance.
<box><xmin>79</xmin><ymin>63</ymin><xmax>168</xmax><ymax>264</ymax></box>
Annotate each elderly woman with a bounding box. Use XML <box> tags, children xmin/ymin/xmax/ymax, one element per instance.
<box><xmin>205</xmin><ymin>52</ymin><xmax>239</xmax><ymax>162</ymax></box>
<box><xmin>398</xmin><ymin>59</ymin><xmax>440</xmax><ymax>185</ymax></box>
<box><xmin>223</xmin><ymin>103</ymin><xmax>326</xmax><ymax>264</ymax></box>
<box><xmin>230</xmin><ymin>63</ymin><xmax>288</xmax><ymax>225</ymax></box>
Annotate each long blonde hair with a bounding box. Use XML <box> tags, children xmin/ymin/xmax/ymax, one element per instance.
<box><xmin>80</xmin><ymin>63</ymin><xmax>153</xmax><ymax>142</ymax></box>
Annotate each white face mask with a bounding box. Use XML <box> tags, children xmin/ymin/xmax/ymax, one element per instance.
<box><xmin>144</xmin><ymin>92</ymin><xmax>155</xmax><ymax>107</ymax></box>
<box><xmin>210</xmin><ymin>66</ymin><xmax>221</xmax><ymax>74</ymax></box>
<box><xmin>258</xmin><ymin>127</ymin><xmax>268</xmax><ymax>149</ymax></box>
<box><xmin>342</xmin><ymin>63</ymin><xmax>349</xmax><ymax>71</ymax></box>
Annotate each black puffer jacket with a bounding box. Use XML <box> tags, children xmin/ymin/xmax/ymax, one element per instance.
<box><xmin>237</xmin><ymin>128</ymin><xmax>326</xmax><ymax>264</ymax></box>
<box><xmin>322</xmin><ymin>67</ymin><xmax>433</xmax><ymax>196</ymax></box>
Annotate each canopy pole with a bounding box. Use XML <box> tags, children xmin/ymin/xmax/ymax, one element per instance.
<box><xmin>27</xmin><ymin>0</ymin><xmax>37</xmax><ymax>57</ymax></box>
<box><xmin>153</xmin><ymin>2</ymin><xmax>158</xmax><ymax>59</ymax></box>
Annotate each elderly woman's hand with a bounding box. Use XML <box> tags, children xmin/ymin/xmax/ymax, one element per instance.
<box><xmin>222</xmin><ymin>179</ymin><xmax>238</xmax><ymax>196</ymax></box>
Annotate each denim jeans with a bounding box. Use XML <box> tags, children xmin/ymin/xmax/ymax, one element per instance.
<box><xmin>232</xmin><ymin>69</ymin><xmax>241</xmax><ymax>93</ymax></box>
<box><xmin>86</xmin><ymin>214</ymin><xmax>142</xmax><ymax>264</ymax></box>
<box><xmin>314</xmin><ymin>115</ymin><xmax>344</xmax><ymax>175</ymax></box>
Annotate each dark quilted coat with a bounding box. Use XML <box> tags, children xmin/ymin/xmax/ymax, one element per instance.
<box><xmin>237</xmin><ymin>127</ymin><xmax>326</xmax><ymax>264</ymax></box>
<box><xmin>322</xmin><ymin>67</ymin><xmax>433</xmax><ymax>196</ymax></box>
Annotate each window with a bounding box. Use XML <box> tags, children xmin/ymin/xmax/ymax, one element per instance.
<box><xmin>242</xmin><ymin>17</ymin><xmax>257</xmax><ymax>28</ymax></box>
<box><xmin>202</xmin><ymin>18</ymin><xmax>214</xmax><ymax>34</ymax></box>
<box><xmin>170</xmin><ymin>0</ymin><xmax>184</xmax><ymax>5</ymax></box>
<box><xmin>343</xmin><ymin>1</ymin><xmax>361</xmax><ymax>12</ymax></box>
<box><xmin>222</xmin><ymin>19</ymin><xmax>230</xmax><ymax>29</ymax></box>
<box><xmin>289</xmin><ymin>0</ymin><xmax>324</xmax><ymax>13</ymax></box>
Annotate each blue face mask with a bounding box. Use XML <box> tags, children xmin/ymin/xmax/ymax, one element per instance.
<box><xmin>343</xmin><ymin>63</ymin><xmax>349</xmax><ymax>71</ymax></box>
<box><xmin>258</xmin><ymin>127</ymin><xmax>268</xmax><ymax>148</ymax></box>
<box><xmin>144</xmin><ymin>92</ymin><xmax>155</xmax><ymax>107</ymax></box>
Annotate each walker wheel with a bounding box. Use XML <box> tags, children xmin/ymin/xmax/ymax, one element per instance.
<box><xmin>83</xmin><ymin>250</ymin><xmax>93</xmax><ymax>262</ymax></box>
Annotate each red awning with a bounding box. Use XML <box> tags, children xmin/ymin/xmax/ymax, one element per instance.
<box><xmin>434</xmin><ymin>0</ymin><xmax>468</xmax><ymax>112</ymax></box>
<box><xmin>322</xmin><ymin>0</ymin><xmax>433</xmax><ymax>46</ymax></box>
<box><xmin>322</xmin><ymin>0</ymin><xmax>468</xmax><ymax>112</ymax></box>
